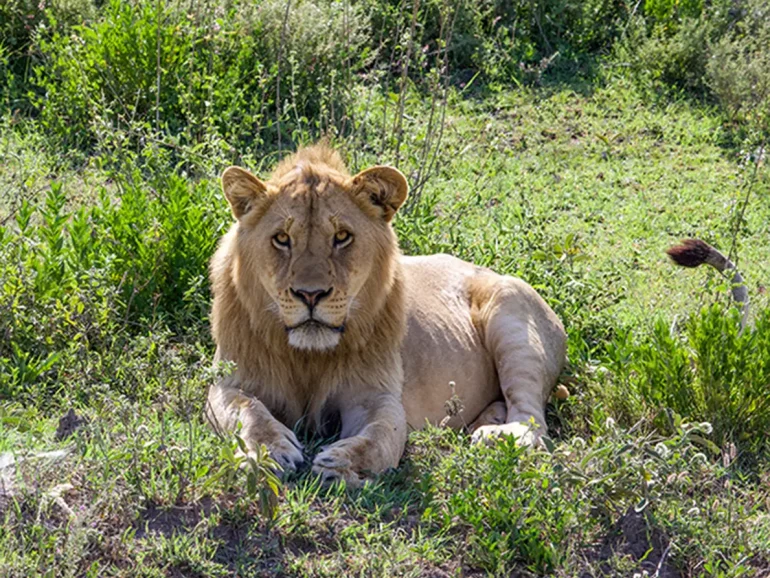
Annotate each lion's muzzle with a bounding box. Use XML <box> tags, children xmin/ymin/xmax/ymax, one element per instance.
<box><xmin>290</xmin><ymin>287</ymin><xmax>332</xmax><ymax>309</ymax></box>
<box><xmin>284</xmin><ymin>287</ymin><xmax>346</xmax><ymax>350</ymax></box>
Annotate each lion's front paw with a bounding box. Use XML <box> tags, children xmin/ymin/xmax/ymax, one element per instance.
<box><xmin>311</xmin><ymin>442</ymin><xmax>368</xmax><ymax>488</ymax></box>
<box><xmin>268</xmin><ymin>426</ymin><xmax>305</xmax><ymax>474</ymax></box>
<box><xmin>241</xmin><ymin>425</ymin><xmax>304</xmax><ymax>476</ymax></box>
<box><xmin>471</xmin><ymin>421</ymin><xmax>541</xmax><ymax>448</ymax></box>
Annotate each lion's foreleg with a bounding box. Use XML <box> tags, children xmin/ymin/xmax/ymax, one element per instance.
<box><xmin>206</xmin><ymin>379</ymin><xmax>305</xmax><ymax>473</ymax></box>
<box><xmin>312</xmin><ymin>390</ymin><xmax>407</xmax><ymax>487</ymax></box>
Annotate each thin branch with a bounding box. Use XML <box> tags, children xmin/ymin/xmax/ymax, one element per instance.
<box><xmin>276</xmin><ymin>0</ymin><xmax>293</xmax><ymax>152</ymax></box>
<box><xmin>393</xmin><ymin>0</ymin><xmax>421</xmax><ymax>168</ymax></box>
<box><xmin>728</xmin><ymin>144</ymin><xmax>765</xmax><ymax>264</ymax></box>
<box><xmin>407</xmin><ymin>0</ymin><xmax>459</xmax><ymax>209</ymax></box>
<box><xmin>155</xmin><ymin>0</ymin><xmax>162</xmax><ymax>132</ymax></box>
<box><xmin>653</xmin><ymin>540</ymin><xmax>673</xmax><ymax>578</ymax></box>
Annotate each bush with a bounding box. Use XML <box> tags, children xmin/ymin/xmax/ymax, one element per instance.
<box><xmin>414</xmin><ymin>419</ymin><xmax>750</xmax><ymax>574</ymax></box>
<box><xmin>607</xmin><ymin>304</ymin><xmax>770</xmax><ymax>461</ymax></box>
<box><xmin>622</xmin><ymin>14</ymin><xmax>714</xmax><ymax>94</ymax></box>
<box><xmin>368</xmin><ymin>0</ymin><xmax>630</xmax><ymax>86</ymax></box>
<box><xmin>0</xmin><ymin>0</ymin><xmax>96</xmax><ymax>111</ymax></box>
<box><xmin>31</xmin><ymin>0</ymin><xmax>372</xmax><ymax>151</ymax></box>
<box><xmin>1</xmin><ymin>0</ymin><xmax>96</xmax><ymax>54</ymax></box>
<box><xmin>643</xmin><ymin>0</ymin><xmax>704</xmax><ymax>27</ymax></box>
<box><xmin>619</xmin><ymin>0</ymin><xmax>770</xmax><ymax>132</ymax></box>
<box><xmin>0</xmin><ymin>169</ymin><xmax>231</xmax><ymax>404</ymax></box>
<box><xmin>706</xmin><ymin>0</ymin><xmax>770</xmax><ymax>140</ymax></box>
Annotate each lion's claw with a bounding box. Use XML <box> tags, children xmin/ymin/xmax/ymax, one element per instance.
<box><xmin>239</xmin><ymin>426</ymin><xmax>304</xmax><ymax>476</ymax></box>
<box><xmin>311</xmin><ymin>444</ymin><xmax>366</xmax><ymax>487</ymax></box>
<box><xmin>269</xmin><ymin>428</ymin><xmax>305</xmax><ymax>473</ymax></box>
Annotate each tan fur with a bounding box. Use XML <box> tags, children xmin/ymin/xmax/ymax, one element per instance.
<box><xmin>207</xmin><ymin>143</ymin><xmax>566</xmax><ymax>486</ymax></box>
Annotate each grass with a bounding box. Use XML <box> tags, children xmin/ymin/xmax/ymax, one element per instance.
<box><xmin>3</xmin><ymin>77</ymin><xmax>770</xmax><ymax>576</ymax></box>
<box><xmin>2</xmin><ymin>21</ymin><xmax>770</xmax><ymax>575</ymax></box>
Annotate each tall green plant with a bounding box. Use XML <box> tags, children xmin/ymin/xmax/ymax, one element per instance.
<box><xmin>32</xmin><ymin>0</ymin><xmax>372</xmax><ymax>152</ymax></box>
<box><xmin>610</xmin><ymin>305</ymin><xmax>770</xmax><ymax>460</ymax></box>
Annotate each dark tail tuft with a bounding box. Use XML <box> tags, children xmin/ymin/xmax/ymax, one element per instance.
<box><xmin>666</xmin><ymin>238</ymin><xmax>713</xmax><ymax>268</ymax></box>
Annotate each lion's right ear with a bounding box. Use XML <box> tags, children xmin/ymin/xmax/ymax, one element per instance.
<box><xmin>221</xmin><ymin>166</ymin><xmax>269</xmax><ymax>219</ymax></box>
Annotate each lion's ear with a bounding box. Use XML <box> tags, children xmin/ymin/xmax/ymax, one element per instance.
<box><xmin>221</xmin><ymin>166</ymin><xmax>269</xmax><ymax>219</ymax></box>
<box><xmin>348</xmin><ymin>166</ymin><xmax>408</xmax><ymax>222</ymax></box>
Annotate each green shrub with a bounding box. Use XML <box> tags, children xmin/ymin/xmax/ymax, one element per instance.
<box><xmin>706</xmin><ymin>0</ymin><xmax>770</xmax><ymax>139</ymax></box>
<box><xmin>608</xmin><ymin>304</ymin><xmax>770</xmax><ymax>461</ymax></box>
<box><xmin>368</xmin><ymin>0</ymin><xmax>630</xmax><ymax>85</ymax></box>
<box><xmin>32</xmin><ymin>0</ymin><xmax>372</xmax><ymax>151</ymax></box>
<box><xmin>619</xmin><ymin>0</ymin><xmax>770</xmax><ymax>116</ymax></box>
<box><xmin>0</xmin><ymin>0</ymin><xmax>96</xmax><ymax>112</ymax></box>
<box><xmin>643</xmin><ymin>0</ymin><xmax>704</xmax><ymax>29</ymax></box>
<box><xmin>0</xmin><ymin>169</ymin><xmax>231</xmax><ymax>404</ymax></box>
<box><xmin>623</xmin><ymin>14</ymin><xmax>713</xmax><ymax>93</ymax></box>
<box><xmin>1</xmin><ymin>0</ymin><xmax>96</xmax><ymax>56</ymax></box>
<box><xmin>414</xmin><ymin>419</ymin><xmax>745</xmax><ymax>574</ymax></box>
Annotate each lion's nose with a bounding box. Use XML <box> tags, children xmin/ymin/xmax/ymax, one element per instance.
<box><xmin>291</xmin><ymin>287</ymin><xmax>332</xmax><ymax>309</ymax></box>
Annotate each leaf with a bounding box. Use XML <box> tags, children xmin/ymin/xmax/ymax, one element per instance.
<box><xmin>688</xmin><ymin>434</ymin><xmax>721</xmax><ymax>456</ymax></box>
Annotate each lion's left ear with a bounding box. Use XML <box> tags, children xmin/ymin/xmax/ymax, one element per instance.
<box><xmin>348</xmin><ymin>166</ymin><xmax>408</xmax><ymax>222</ymax></box>
<box><xmin>221</xmin><ymin>166</ymin><xmax>269</xmax><ymax>220</ymax></box>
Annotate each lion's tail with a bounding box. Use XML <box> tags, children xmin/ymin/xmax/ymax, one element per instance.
<box><xmin>666</xmin><ymin>238</ymin><xmax>749</xmax><ymax>329</ymax></box>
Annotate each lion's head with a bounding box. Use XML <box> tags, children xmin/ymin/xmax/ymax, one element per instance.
<box><xmin>217</xmin><ymin>144</ymin><xmax>408</xmax><ymax>352</ymax></box>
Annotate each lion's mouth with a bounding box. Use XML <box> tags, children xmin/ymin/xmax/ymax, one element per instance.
<box><xmin>285</xmin><ymin>318</ymin><xmax>345</xmax><ymax>351</ymax></box>
<box><xmin>285</xmin><ymin>319</ymin><xmax>345</xmax><ymax>334</ymax></box>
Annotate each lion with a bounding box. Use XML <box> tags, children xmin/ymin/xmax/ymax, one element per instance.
<box><xmin>206</xmin><ymin>143</ymin><xmax>567</xmax><ymax>486</ymax></box>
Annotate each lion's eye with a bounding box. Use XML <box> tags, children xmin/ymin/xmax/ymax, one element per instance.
<box><xmin>333</xmin><ymin>230</ymin><xmax>353</xmax><ymax>248</ymax></box>
<box><xmin>272</xmin><ymin>232</ymin><xmax>291</xmax><ymax>249</ymax></box>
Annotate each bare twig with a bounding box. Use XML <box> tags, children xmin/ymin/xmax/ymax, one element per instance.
<box><xmin>155</xmin><ymin>0</ymin><xmax>162</xmax><ymax>132</ymax></box>
<box><xmin>393</xmin><ymin>0</ymin><xmax>421</xmax><ymax>168</ymax></box>
<box><xmin>407</xmin><ymin>0</ymin><xmax>459</xmax><ymax>209</ymax></box>
<box><xmin>728</xmin><ymin>144</ymin><xmax>765</xmax><ymax>264</ymax></box>
<box><xmin>653</xmin><ymin>540</ymin><xmax>673</xmax><ymax>578</ymax></box>
<box><xmin>341</xmin><ymin>0</ymin><xmax>352</xmax><ymax>139</ymax></box>
<box><xmin>534</xmin><ymin>8</ymin><xmax>553</xmax><ymax>55</ymax></box>
<box><xmin>276</xmin><ymin>0</ymin><xmax>293</xmax><ymax>152</ymax></box>
<box><xmin>620</xmin><ymin>0</ymin><xmax>644</xmax><ymax>40</ymax></box>
<box><xmin>378</xmin><ymin>0</ymin><xmax>408</xmax><ymax>158</ymax></box>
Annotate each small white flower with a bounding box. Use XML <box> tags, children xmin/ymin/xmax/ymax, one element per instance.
<box><xmin>698</xmin><ymin>422</ymin><xmax>713</xmax><ymax>435</ymax></box>
<box><xmin>690</xmin><ymin>452</ymin><xmax>708</xmax><ymax>466</ymax></box>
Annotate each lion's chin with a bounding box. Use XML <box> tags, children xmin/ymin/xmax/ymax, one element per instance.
<box><xmin>287</xmin><ymin>322</ymin><xmax>342</xmax><ymax>351</ymax></box>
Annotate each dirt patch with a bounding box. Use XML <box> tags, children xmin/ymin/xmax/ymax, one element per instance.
<box><xmin>135</xmin><ymin>498</ymin><xmax>217</xmax><ymax>538</ymax></box>
<box><xmin>55</xmin><ymin>408</ymin><xmax>87</xmax><ymax>441</ymax></box>
<box><xmin>583</xmin><ymin>507</ymin><xmax>681</xmax><ymax>578</ymax></box>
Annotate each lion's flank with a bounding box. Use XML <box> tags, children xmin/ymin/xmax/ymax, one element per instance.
<box><xmin>666</xmin><ymin>238</ymin><xmax>712</xmax><ymax>268</ymax></box>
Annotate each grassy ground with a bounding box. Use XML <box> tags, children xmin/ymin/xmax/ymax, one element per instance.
<box><xmin>2</xmin><ymin>77</ymin><xmax>770</xmax><ymax>577</ymax></box>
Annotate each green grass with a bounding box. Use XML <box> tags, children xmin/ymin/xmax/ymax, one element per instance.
<box><xmin>2</xmin><ymin>77</ymin><xmax>770</xmax><ymax>576</ymax></box>
<box><xmin>3</xmin><ymin>4</ymin><xmax>770</xmax><ymax>568</ymax></box>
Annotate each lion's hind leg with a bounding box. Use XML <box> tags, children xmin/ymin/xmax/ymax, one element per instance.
<box><xmin>470</xmin><ymin>277</ymin><xmax>566</xmax><ymax>447</ymax></box>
